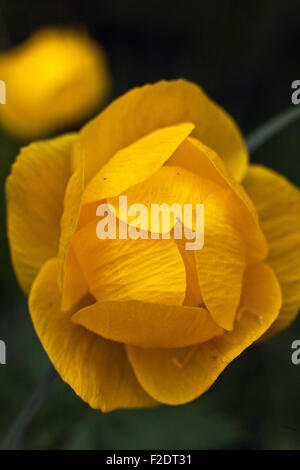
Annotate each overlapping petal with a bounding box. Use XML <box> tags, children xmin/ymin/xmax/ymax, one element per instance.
<box><xmin>194</xmin><ymin>192</ymin><xmax>246</xmax><ymax>330</ymax></box>
<box><xmin>61</xmin><ymin>246</ymin><xmax>90</xmax><ymax>312</ymax></box>
<box><xmin>72</xmin><ymin>300</ymin><xmax>223</xmax><ymax>349</ymax></box>
<box><xmin>126</xmin><ymin>263</ymin><xmax>281</xmax><ymax>405</ymax></box>
<box><xmin>168</xmin><ymin>137</ymin><xmax>268</xmax><ymax>263</ymax></box>
<box><xmin>243</xmin><ymin>165</ymin><xmax>300</xmax><ymax>338</ymax></box>
<box><xmin>78</xmin><ymin>80</ymin><xmax>248</xmax><ymax>184</ymax></box>
<box><xmin>82</xmin><ymin>123</ymin><xmax>195</xmax><ymax>204</ymax></box>
<box><xmin>72</xmin><ymin>220</ymin><xmax>186</xmax><ymax>305</ymax></box>
<box><xmin>57</xmin><ymin>141</ymin><xmax>84</xmax><ymax>286</ymax></box>
<box><xmin>107</xmin><ymin>164</ymin><xmax>221</xmax><ymax>233</ymax></box>
<box><xmin>29</xmin><ymin>258</ymin><xmax>157</xmax><ymax>412</ymax></box>
<box><xmin>5</xmin><ymin>133</ymin><xmax>76</xmax><ymax>293</ymax></box>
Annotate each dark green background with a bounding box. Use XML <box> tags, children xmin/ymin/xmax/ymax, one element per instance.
<box><xmin>0</xmin><ymin>0</ymin><xmax>300</xmax><ymax>450</ymax></box>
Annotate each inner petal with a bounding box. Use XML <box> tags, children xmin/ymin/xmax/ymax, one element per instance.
<box><xmin>82</xmin><ymin>122</ymin><xmax>195</xmax><ymax>204</ymax></box>
<box><xmin>72</xmin><ymin>219</ymin><xmax>187</xmax><ymax>305</ymax></box>
<box><xmin>194</xmin><ymin>191</ymin><xmax>246</xmax><ymax>330</ymax></box>
<box><xmin>107</xmin><ymin>165</ymin><xmax>222</xmax><ymax>233</ymax></box>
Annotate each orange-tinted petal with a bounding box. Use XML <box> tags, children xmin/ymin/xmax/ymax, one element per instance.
<box><xmin>61</xmin><ymin>246</ymin><xmax>89</xmax><ymax>312</ymax></box>
<box><xmin>6</xmin><ymin>133</ymin><xmax>76</xmax><ymax>293</ymax></box>
<box><xmin>108</xmin><ymin>165</ymin><xmax>221</xmax><ymax>233</ymax></box>
<box><xmin>168</xmin><ymin>137</ymin><xmax>268</xmax><ymax>263</ymax></box>
<box><xmin>194</xmin><ymin>192</ymin><xmax>246</xmax><ymax>330</ymax></box>
<box><xmin>57</xmin><ymin>140</ymin><xmax>84</xmax><ymax>286</ymax></box>
<box><xmin>72</xmin><ymin>220</ymin><xmax>186</xmax><ymax>305</ymax></box>
<box><xmin>79</xmin><ymin>80</ymin><xmax>248</xmax><ymax>184</ymax></box>
<box><xmin>82</xmin><ymin>123</ymin><xmax>194</xmax><ymax>204</ymax></box>
<box><xmin>72</xmin><ymin>300</ymin><xmax>223</xmax><ymax>349</ymax></box>
<box><xmin>243</xmin><ymin>164</ymin><xmax>300</xmax><ymax>338</ymax></box>
<box><xmin>29</xmin><ymin>258</ymin><xmax>157</xmax><ymax>412</ymax></box>
<box><xmin>126</xmin><ymin>263</ymin><xmax>281</xmax><ymax>405</ymax></box>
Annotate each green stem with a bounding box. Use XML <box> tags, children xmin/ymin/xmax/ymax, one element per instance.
<box><xmin>246</xmin><ymin>106</ymin><xmax>300</xmax><ymax>153</ymax></box>
<box><xmin>0</xmin><ymin>366</ymin><xmax>57</xmax><ymax>450</ymax></box>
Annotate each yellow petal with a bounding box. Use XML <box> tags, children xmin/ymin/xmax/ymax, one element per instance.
<box><xmin>0</xmin><ymin>27</ymin><xmax>110</xmax><ymax>139</ymax></box>
<box><xmin>77</xmin><ymin>200</ymin><xmax>101</xmax><ymax>230</ymax></box>
<box><xmin>178</xmin><ymin>247</ymin><xmax>203</xmax><ymax>307</ymax></box>
<box><xmin>57</xmin><ymin>141</ymin><xmax>84</xmax><ymax>287</ymax></box>
<box><xmin>79</xmin><ymin>79</ymin><xmax>248</xmax><ymax>184</ymax></box>
<box><xmin>72</xmin><ymin>220</ymin><xmax>186</xmax><ymax>305</ymax></box>
<box><xmin>72</xmin><ymin>300</ymin><xmax>223</xmax><ymax>349</ymax></box>
<box><xmin>243</xmin><ymin>165</ymin><xmax>300</xmax><ymax>338</ymax></box>
<box><xmin>108</xmin><ymin>163</ymin><xmax>246</xmax><ymax>328</ymax></box>
<box><xmin>61</xmin><ymin>246</ymin><xmax>90</xmax><ymax>312</ymax></box>
<box><xmin>5</xmin><ymin>133</ymin><xmax>76</xmax><ymax>294</ymax></box>
<box><xmin>82</xmin><ymin>123</ymin><xmax>195</xmax><ymax>204</ymax></box>
<box><xmin>126</xmin><ymin>263</ymin><xmax>281</xmax><ymax>405</ymax></box>
<box><xmin>194</xmin><ymin>192</ymin><xmax>246</xmax><ymax>330</ymax></box>
<box><xmin>168</xmin><ymin>137</ymin><xmax>268</xmax><ymax>263</ymax></box>
<box><xmin>107</xmin><ymin>165</ymin><xmax>221</xmax><ymax>233</ymax></box>
<box><xmin>29</xmin><ymin>258</ymin><xmax>157</xmax><ymax>412</ymax></box>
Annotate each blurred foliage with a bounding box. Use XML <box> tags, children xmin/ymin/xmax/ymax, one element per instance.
<box><xmin>0</xmin><ymin>0</ymin><xmax>300</xmax><ymax>450</ymax></box>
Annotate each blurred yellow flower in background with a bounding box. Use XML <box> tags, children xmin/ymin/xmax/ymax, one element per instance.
<box><xmin>5</xmin><ymin>80</ymin><xmax>300</xmax><ymax>412</ymax></box>
<box><xmin>0</xmin><ymin>27</ymin><xmax>111</xmax><ymax>139</ymax></box>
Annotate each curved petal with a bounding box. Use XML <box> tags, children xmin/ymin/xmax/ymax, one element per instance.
<box><xmin>72</xmin><ymin>300</ymin><xmax>223</xmax><ymax>349</ymax></box>
<box><xmin>57</xmin><ymin>140</ymin><xmax>84</xmax><ymax>286</ymax></box>
<box><xmin>178</xmin><ymin>247</ymin><xmax>203</xmax><ymax>307</ymax></box>
<box><xmin>72</xmin><ymin>220</ymin><xmax>186</xmax><ymax>305</ymax></box>
<box><xmin>107</xmin><ymin>163</ymin><xmax>246</xmax><ymax>329</ymax></box>
<box><xmin>5</xmin><ymin>133</ymin><xmax>77</xmax><ymax>294</ymax></box>
<box><xmin>194</xmin><ymin>192</ymin><xmax>246</xmax><ymax>330</ymax></box>
<box><xmin>61</xmin><ymin>246</ymin><xmax>90</xmax><ymax>312</ymax></box>
<box><xmin>168</xmin><ymin>137</ymin><xmax>268</xmax><ymax>263</ymax></box>
<box><xmin>107</xmin><ymin>165</ymin><xmax>222</xmax><ymax>233</ymax></box>
<box><xmin>126</xmin><ymin>263</ymin><xmax>281</xmax><ymax>405</ymax></box>
<box><xmin>79</xmin><ymin>79</ymin><xmax>248</xmax><ymax>184</ymax></box>
<box><xmin>29</xmin><ymin>258</ymin><xmax>157</xmax><ymax>412</ymax></box>
<box><xmin>243</xmin><ymin>165</ymin><xmax>300</xmax><ymax>338</ymax></box>
<box><xmin>58</xmin><ymin>124</ymin><xmax>194</xmax><ymax>285</ymax></box>
<box><xmin>82</xmin><ymin>123</ymin><xmax>195</xmax><ymax>204</ymax></box>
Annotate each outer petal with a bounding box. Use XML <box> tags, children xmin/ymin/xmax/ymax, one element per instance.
<box><xmin>82</xmin><ymin>123</ymin><xmax>195</xmax><ymax>204</ymax></box>
<box><xmin>126</xmin><ymin>263</ymin><xmax>281</xmax><ymax>405</ymax></box>
<box><xmin>79</xmin><ymin>80</ymin><xmax>248</xmax><ymax>184</ymax></box>
<box><xmin>243</xmin><ymin>165</ymin><xmax>300</xmax><ymax>338</ymax></box>
<box><xmin>72</xmin><ymin>220</ymin><xmax>186</xmax><ymax>305</ymax></box>
<box><xmin>72</xmin><ymin>300</ymin><xmax>223</xmax><ymax>349</ymax></box>
<box><xmin>5</xmin><ymin>133</ymin><xmax>76</xmax><ymax>294</ymax></box>
<box><xmin>29</xmin><ymin>258</ymin><xmax>157</xmax><ymax>412</ymax></box>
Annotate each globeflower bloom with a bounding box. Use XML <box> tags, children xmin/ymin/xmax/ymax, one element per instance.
<box><xmin>0</xmin><ymin>27</ymin><xmax>110</xmax><ymax>139</ymax></box>
<box><xmin>6</xmin><ymin>80</ymin><xmax>300</xmax><ymax>411</ymax></box>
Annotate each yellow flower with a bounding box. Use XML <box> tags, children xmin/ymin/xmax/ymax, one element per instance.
<box><xmin>6</xmin><ymin>80</ymin><xmax>300</xmax><ymax>411</ymax></box>
<box><xmin>0</xmin><ymin>27</ymin><xmax>110</xmax><ymax>139</ymax></box>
